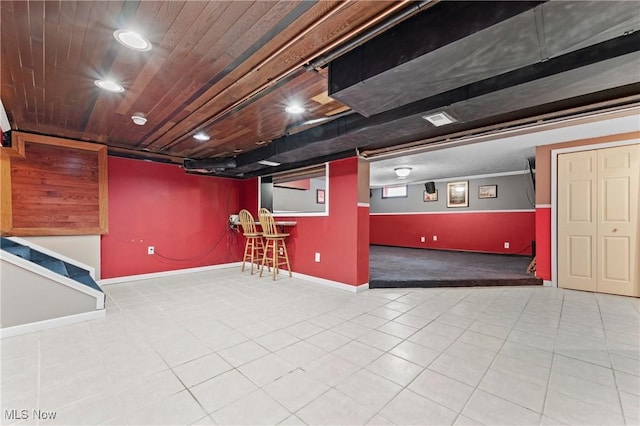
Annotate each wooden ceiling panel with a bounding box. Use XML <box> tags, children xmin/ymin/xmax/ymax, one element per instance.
<box><xmin>1</xmin><ymin>0</ymin><xmax>410</xmax><ymax>161</ymax></box>
<box><xmin>144</xmin><ymin>1</ymin><xmax>392</xmax><ymax>153</ymax></box>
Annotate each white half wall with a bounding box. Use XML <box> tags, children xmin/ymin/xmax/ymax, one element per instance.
<box><xmin>21</xmin><ymin>235</ymin><xmax>101</xmax><ymax>279</ymax></box>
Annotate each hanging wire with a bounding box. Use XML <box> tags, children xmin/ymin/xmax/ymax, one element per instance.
<box><xmin>153</xmin><ymin>183</ymin><xmax>239</xmax><ymax>262</ymax></box>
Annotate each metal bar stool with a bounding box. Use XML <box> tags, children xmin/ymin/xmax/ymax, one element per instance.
<box><xmin>238</xmin><ymin>209</ymin><xmax>266</xmax><ymax>274</ymax></box>
<box><xmin>258</xmin><ymin>208</ymin><xmax>292</xmax><ymax>280</ymax></box>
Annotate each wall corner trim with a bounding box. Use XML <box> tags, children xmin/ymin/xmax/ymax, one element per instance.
<box><xmin>1</xmin><ymin>310</ymin><xmax>105</xmax><ymax>339</ymax></box>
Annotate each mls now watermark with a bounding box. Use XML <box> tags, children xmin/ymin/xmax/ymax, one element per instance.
<box><xmin>5</xmin><ymin>409</ymin><xmax>57</xmax><ymax>420</ymax></box>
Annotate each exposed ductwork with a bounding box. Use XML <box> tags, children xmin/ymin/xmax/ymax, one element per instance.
<box><xmin>214</xmin><ymin>0</ymin><xmax>640</xmax><ymax>178</ymax></box>
<box><xmin>183</xmin><ymin>157</ymin><xmax>237</xmax><ymax>173</ymax></box>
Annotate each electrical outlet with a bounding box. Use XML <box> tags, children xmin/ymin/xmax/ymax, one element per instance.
<box><xmin>147</xmin><ymin>246</ymin><xmax>154</xmax><ymax>255</ymax></box>
<box><xmin>279</xmin><ymin>247</ymin><xmax>284</xmax><ymax>256</ymax></box>
<box><xmin>315</xmin><ymin>252</ymin><xmax>321</xmax><ymax>262</ymax></box>
<box><xmin>433</xmin><ymin>235</ymin><xmax>438</xmax><ymax>241</ymax></box>
<box><xmin>504</xmin><ymin>242</ymin><xmax>510</xmax><ymax>249</ymax></box>
<box><xmin>420</xmin><ymin>236</ymin><xmax>425</xmax><ymax>243</ymax></box>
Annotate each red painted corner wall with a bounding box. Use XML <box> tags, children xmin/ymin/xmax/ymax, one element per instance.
<box><xmin>370</xmin><ymin>211</ymin><xmax>535</xmax><ymax>256</ymax></box>
<box><xmin>267</xmin><ymin>157</ymin><xmax>367</xmax><ymax>286</ymax></box>
<box><xmin>101</xmin><ymin>157</ymin><xmax>244</xmax><ymax>278</ymax></box>
<box><xmin>535</xmin><ymin>207</ymin><xmax>551</xmax><ymax>280</ymax></box>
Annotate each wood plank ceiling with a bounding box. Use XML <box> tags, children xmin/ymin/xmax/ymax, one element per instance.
<box><xmin>0</xmin><ymin>1</ymin><xmax>411</xmax><ymax>162</ymax></box>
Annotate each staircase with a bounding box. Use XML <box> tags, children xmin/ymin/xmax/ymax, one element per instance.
<box><xmin>1</xmin><ymin>238</ymin><xmax>103</xmax><ymax>292</ymax></box>
<box><xmin>1</xmin><ymin>237</ymin><xmax>105</xmax><ymax>338</ymax></box>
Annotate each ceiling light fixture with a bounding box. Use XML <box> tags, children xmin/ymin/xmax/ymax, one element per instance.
<box><xmin>94</xmin><ymin>80</ymin><xmax>124</xmax><ymax>92</ymax></box>
<box><xmin>285</xmin><ymin>104</ymin><xmax>305</xmax><ymax>114</ymax></box>
<box><xmin>394</xmin><ymin>167</ymin><xmax>412</xmax><ymax>178</ymax></box>
<box><xmin>258</xmin><ymin>160</ymin><xmax>281</xmax><ymax>167</ymax></box>
<box><xmin>422</xmin><ymin>111</ymin><xmax>456</xmax><ymax>127</ymax></box>
<box><xmin>193</xmin><ymin>133</ymin><xmax>210</xmax><ymax>141</ymax></box>
<box><xmin>131</xmin><ymin>113</ymin><xmax>147</xmax><ymax>126</ymax></box>
<box><xmin>113</xmin><ymin>30</ymin><xmax>152</xmax><ymax>51</ymax></box>
<box><xmin>233</xmin><ymin>149</ymin><xmax>243</xmax><ymax>153</ymax></box>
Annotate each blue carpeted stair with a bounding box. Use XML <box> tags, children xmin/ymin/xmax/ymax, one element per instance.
<box><xmin>1</xmin><ymin>238</ymin><xmax>102</xmax><ymax>293</ymax></box>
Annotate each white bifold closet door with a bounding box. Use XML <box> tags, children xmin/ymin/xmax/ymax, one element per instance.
<box><xmin>558</xmin><ymin>144</ymin><xmax>639</xmax><ymax>297</ymax></box>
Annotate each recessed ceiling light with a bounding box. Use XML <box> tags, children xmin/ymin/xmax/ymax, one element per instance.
<box><xmin>255</xmin><ymin>140</ymin><xmax>267</xmax><ymax>145</ymax></box>
<box><xmin>95</xmin><ymin>80</ymin><xmax>124</xmax><ymax>92</ymax></box>
<box><xmin>193</xmin><ymin>133</ymin><xmax>210</xmax><ymax>141</ymax></box>
<box><xmin>131</xmin><ymin>113</ymin><xmax>147</xmax><ymax>126</ymax></box>
<box><xmin>233</xmin><ymin>149</ymin><xmax>243</xmax><ymax>153</ymax></box>
<box><xmin>394</xmin><ymin>167</ymin><xmax>412</xmax><ymax>178</ymax></box>
<box><xmin>258</xmin><ymin>160</ymin><xmax>281</xmax><ymax>167</ymax></box>
<box><xmin>285</xmin><ymin>104</ymin><xmax>305</xmax><ymax>114</ymax></box>
<box><xmin>113</xmin><ymin>30</ymin><xmax>152</xmax><ymax>51</ymax></box>
<box><xmin>422</xmin><ymin>112</ymin><xmax>456</xmax><ymax>127</ymax></box>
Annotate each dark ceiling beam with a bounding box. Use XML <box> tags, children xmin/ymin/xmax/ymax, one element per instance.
<box><xmin>328</xmin><ymin>0</ymin><xmax>545</xmax><ymax>102</ymax></box>
<box><xmin>228</xmin><ymin>32</ymin><xmax>640</xmax><ymax>173</ymax></box>
<box><xmin>183</xmin><ymin>157</ymin><xmax>237</xmax><ymax>170</ymax></box>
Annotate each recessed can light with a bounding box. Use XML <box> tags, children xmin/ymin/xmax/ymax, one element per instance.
<box><xmin>193</xmin><ymin>133</ymin><xmax>210</xmax><ymax>141</ymax></box>
<box><xmin>114</xmin><ymin>30</ymin><xmax>152</xmax><ymax>51</ymax></box>
<box><xmin>394</xmin><ymin>167</ymin><xmax>412</xmax><ymax>178</ymax></box>
<box><xmin>422</xmin><ymin>112</ymin><xmax>456</xmax><ymax>127</ymax></box>
<box><xmin>131</xmin><ymin>113</ymin><xmax>147</xmax><ymax>126</ymax></box>
<box><xmin>95</xmin><ymin>80</ymin><xmax>124</xmax><ymax>92</ymax></box>
<box><xmin>285</xmin><ymin>104</ymin><xmax>305</xmax><ymax>114</ymax></box>
<box><xmin>233</xmin><ymin>149</ymin><xmax>243</xmax><ymax>153</ymax></box>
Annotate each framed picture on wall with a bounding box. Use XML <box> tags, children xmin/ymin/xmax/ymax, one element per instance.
<box><xmin>478</xmin><ymin>184</ymin><xmax>497</xmax><ymax>199</ymax></box>
<box><xmin>447</xmin><ymin>181</ymin><xmax>468</xmax><ymax>207</ymax></box>
<box><xmin>423</xmin><ymin>190</ymin><xmax>438</xmax><ymax>202</ymax></box>
<box><xmin>316</xmin><ymin>189</ymin><xmax>325</xmax><ymax>204</ymax></box>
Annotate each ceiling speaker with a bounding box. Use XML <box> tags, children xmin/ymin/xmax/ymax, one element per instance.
<box><xmin>425</xmin><ymin>181</ymin><xmax>436</xmax><ymax>194</ymax></box>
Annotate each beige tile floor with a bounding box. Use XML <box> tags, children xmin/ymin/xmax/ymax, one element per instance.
<box><xmin>1</xmin><ymin>269</ymin><xmax>639</xmax><ymax>425</ymax></box>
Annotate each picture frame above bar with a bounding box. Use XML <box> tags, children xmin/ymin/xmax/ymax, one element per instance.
<box><xmin>423</xmin><ymin>190</ymin><xmax>438</xmax><ymax>202</ymax></box>
<box><xmin>478</xmin><ymin>184</ymin><xmax>498</xmax><ymax>199</ymax></box>
<box><xmin>447</xmin><ymin>181</ymin><xmax>468</xmax><ymax>208</ymax></box>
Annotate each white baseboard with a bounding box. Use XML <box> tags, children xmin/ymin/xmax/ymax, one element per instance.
<box><xmin>291</xmin><ymin>271</ymin><xmax>369</xmax><ymax>293</ymax></box>
<box><xmin>100</xmin><ymin>262</ymin><xmax>369</xmax><ymax>294</ymax></box>
<box><xmin>543</xmin><ymin>280</ymin><xmax>555</xmax><ymax>287</ymax></box>
<box><xmin>1</xmin><ymin>310</ymin><xmax>105</xmax><ymax>339</ymax></box>
<box><xmin>98</xmin><ymin>262</ymin><xmax>243</xmax><ymax>286</ymax></box>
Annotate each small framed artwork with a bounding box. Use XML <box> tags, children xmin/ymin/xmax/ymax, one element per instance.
<box><xmin>316</xmin><ymin>189</ymin><xmax>325</xmax><ymax>204</ymax></box>
<box><xmin>423</xmin><ymin>190</ymin><xmax>438</xmax><ymax>202</ymax></box>
<box><xmin>478</xmin><ymin>184</ymin><xmax>497</xmax><ymax>199</ymax></box>
<box><xmin>447</xmin><ymin>181</ymin><xmax>468</xmax><ymax>208</ymax></box>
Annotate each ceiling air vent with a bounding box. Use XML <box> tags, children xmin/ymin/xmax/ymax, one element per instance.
<box><xmin>422</xmin><ymin>112</ymin><xmax>456</xmax><ymax>127</ymax></box>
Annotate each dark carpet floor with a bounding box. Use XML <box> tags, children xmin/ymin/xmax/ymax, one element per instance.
<box><xmin>369</xmin><ymin>245</ymin><xmax>541</xmax><ymax>289</ymax></box>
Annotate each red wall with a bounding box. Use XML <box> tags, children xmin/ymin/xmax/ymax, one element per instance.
<box><xmin>101</xmin><ymin>157</ymin><xmax>244</xmax><ymax>278</ymax></box>
<box><xmin>535</xmin><ymin>207</ymin><xmax>552</xmax><ymax>280</ymax></box>
<box><xmin>370</xmin><ymin>211</ymin><xmax>535</xmax><ymax>255</ymax></box>
<box><xmin>264</xmin><ymin>157</ymin><xmax>368</xmax><ymax>286</ymax></box>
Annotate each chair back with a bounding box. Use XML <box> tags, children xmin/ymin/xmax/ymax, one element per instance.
<box><xmin>258</xmin><ymin>208</ymin><xmax>278</xmax><ymax>236</ymax></box>
<box><xmin>238</xmin><ymin>209</ymin><xmax>258</xmax><ymax>235</ymax></box>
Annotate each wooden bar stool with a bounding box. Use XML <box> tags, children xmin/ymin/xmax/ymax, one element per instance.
<box><xmin>258</xmin><ymin>208</ymin><xmax>292</xmax><ymax>280</ymax></box>
<box><xmin>238</xmin><ymin>209</ymin><xmax>265</xmax><ymax>274</ymax></box>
